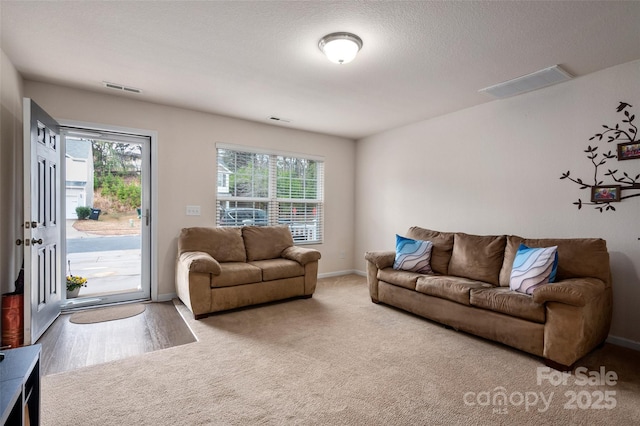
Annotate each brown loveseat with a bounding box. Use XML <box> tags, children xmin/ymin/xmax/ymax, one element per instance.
<box><xmin>176</xmin><ymin>225</ymin><xmax>321</xmax><ymax>319</ymax></box>
<box><xmin>365</xmin><ymin>227</ymin><xmax>612</xmax><ymax>369</ymax></box>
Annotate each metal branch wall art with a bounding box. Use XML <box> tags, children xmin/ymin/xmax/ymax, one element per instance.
<box><xmin>561</xmin><ymin>102</ymin><xmax>640</xmax><ymax>212</ymax></box>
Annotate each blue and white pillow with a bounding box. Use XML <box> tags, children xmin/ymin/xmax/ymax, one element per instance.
<box><xmin>393</xmin><ymin>235</ymin><xmax>433</xmax><ymax>274</ymax></box>
<box><xmin>510</xmin><ymin>244</ymin><xmax>558</xmax><ymax>295</ymax></box>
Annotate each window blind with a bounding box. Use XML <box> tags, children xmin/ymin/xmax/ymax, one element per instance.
<box><xmin>216</xmin><ymin>145</ymin><xmax>324</xmax><ymax>244</ymax></box>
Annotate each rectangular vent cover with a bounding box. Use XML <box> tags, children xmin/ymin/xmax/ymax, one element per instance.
<box><xmin>267</xmin><ymin>116</ymin><xmax>291</xmax><ymax>123</ymax></box>
<box><xmin>479</xmin><ymin>65</ymin><xmax>572</xmax><ymax>99</ymax></box>
<box><xmin>102</xmin><ymin>81</ymin><xmax>142</xmax><ymax>94</ymax></box>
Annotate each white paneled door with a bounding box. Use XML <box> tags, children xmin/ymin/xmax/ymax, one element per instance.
<box><xmin>23</xmin><ymin>99</ymin><xmax>62</xmax><ymax>345</ymax></box>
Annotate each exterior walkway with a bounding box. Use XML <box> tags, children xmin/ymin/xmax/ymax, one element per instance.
<box><xmin>65</xmin><ymin>220</ymin><xmax>141</xmax><ymax>298</ymax></box>
<box><xmin>67</xmin><ymin>249</ymin><xmax>141</xmax><ymax>297</ymax></box>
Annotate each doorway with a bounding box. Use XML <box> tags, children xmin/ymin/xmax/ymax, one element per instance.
<box><xmin>61</xmin><ymin>127</ymin><xmax>152</xmax><ymax>309</ymax></box>
<box><xmin>22</xmin><ymin>98</ymin><xmax>157</xmax><ymax>344</ymax></box>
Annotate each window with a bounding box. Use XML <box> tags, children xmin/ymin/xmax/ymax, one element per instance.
<box><xmin>216</xmin><ymin>144</ymin><xmax>324</xmax><ymax>244</ymax></box>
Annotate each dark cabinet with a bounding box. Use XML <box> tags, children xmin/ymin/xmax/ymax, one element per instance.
<box><xmin>1</xmin><ymin>344</ymin><xmax>41</xmax><ymax>426</ymax></box>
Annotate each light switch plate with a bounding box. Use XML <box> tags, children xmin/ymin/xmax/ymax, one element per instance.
<box><xmin>186</xmin><ymin>205</ymin><xmax>201</xmax><ymax>216</ymax></box>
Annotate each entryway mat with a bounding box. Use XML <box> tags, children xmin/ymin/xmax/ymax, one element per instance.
<box><xmin>69</xmin><ymin>303</ymin><xmax>146</xmax><ymax>324</ymax></box>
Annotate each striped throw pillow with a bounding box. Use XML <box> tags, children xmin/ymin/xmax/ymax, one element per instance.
<box><xmin>509</xmin><ymin>244</ymin><xmax>558</xmax><ymax>295</ymax></box>
<box><xmin>393</xmin><ymin>235</ymin><xmax>433</xmax><ymax>274</ymax></box>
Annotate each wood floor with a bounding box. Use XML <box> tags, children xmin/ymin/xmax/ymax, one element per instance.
<box><xmin>38</xmin><ymin>301</ymin><xmax>197</xmax><ymax>376</ymax></box>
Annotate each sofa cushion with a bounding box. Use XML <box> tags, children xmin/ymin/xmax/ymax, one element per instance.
<box><xmin>509</xmin><ymin>244</ymin><xmax>558</xmax><ymax>295</ymax></box>
<box><xmin>406</xmin><ymin>227</ymin><xmax>454</xmax><ymax>275</ymax></box>
<box><xmin>499</xmin><ymin>236</ymin><xmax>610</xmax><ymax>287</ymax></box>
<box><xmin>470</xmin><ymin>287</ymin><xmax>546</xmax><ymax>323</ymax></box>
<box><xmin>178</xmin><ymin>227</ymin><xmax>246</xmax><ymax>262</ymax></box>
<box><xmin>249</xmin><ymin>259</ymin><xmax>305</xmax><ymax>281</ymax></box>
<box><xmin>393</xmin><ymin>234</ymin><xmax>433</xmax><ymax>274</ymax></box>
<box><xmin>448</xmin><ymin>233</ymin><xmax>506</xmax><ymax>286</ymax></box>
<box><xmin>243</xmin><ymin>226</ymin><xmax>294</xmax><ymax>261</ymax></box>
<box><xmin>416</xmin><ymin>275</ymin><xmax>492</xmax><ymax>306</ymax></box>
<box><xmin>212</xmin><ymin>262</ymin><xmax>262</xmax><ymax>288</ymax></box>
<box><xmin>378</xmin><ymin>268</ymin><xmax>424</xmax><ymax>291</ymax></box>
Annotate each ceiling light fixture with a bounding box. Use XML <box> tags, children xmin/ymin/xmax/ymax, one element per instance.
<box><xmin>318</xmin><ymin>32</ymin><xmax>363</xmax><ymax>64</ymax></box>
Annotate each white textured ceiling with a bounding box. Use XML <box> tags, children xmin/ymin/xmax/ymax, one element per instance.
<box><xmin>2</xmin><ymin>1</ymin><xmax>639</xmax><ymax>139</ymax></box>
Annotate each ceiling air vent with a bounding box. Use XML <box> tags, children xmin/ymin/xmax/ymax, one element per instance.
<box><xmin>267</xmin><ymin>116</ymin><xmax>291</xmax><ymax>123</ymax></box>
<box><xmin>102</xmin><ymin>81</ymin><xmax>142</xmax><ymax>94</ymax></box>
<box><xmin>479</xmin><ymin>65</ymin><xmax>572</xmax><ymax>99</ymax></box>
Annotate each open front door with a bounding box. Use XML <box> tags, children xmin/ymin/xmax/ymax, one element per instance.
<box><xmin>23</xmin><ymin>98</ymin><xmax>62</xmax><ymax>344</ymax></box>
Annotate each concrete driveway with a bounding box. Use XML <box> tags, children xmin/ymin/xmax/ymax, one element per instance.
<box><xmin>65</xmin><ymin>220</ymin><xmax>142</xmax><ymax>298</ymax></box>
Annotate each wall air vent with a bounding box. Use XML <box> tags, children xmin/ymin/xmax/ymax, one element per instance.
<box><xmin>102</xmin><ymin>81</ymin><xmax>142</xmax><ymax>94</ymax></box>
<box><xmin>267</xmin><ymin>116</ymin><xmax>291</xmax><ymax>123</ymax></box>
<box><xmin>479</xmin><ymin>65</ymin><xmax>573</xmax><ymax>99</ymax></box>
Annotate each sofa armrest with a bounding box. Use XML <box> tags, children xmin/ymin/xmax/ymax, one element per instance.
<box><xmin>532</xmin><ymin>277</ymin><xmax>606</xmax><ymax>307</ymax></box>
<box><xmin>178</xmin><ymin>251</ymin><xmax>221</xmax><ymax>275</ymax></box>
<box><xmin>282</xmin><ymin>246</ymin><xmax>321</xmax><ymax>266</ymax></box>
<box><xmin>365</xmin><ymin>251</ymin><xmax>394</xmax><ymax>303</ymax></box>
<box><xmin>364</xmin><ymin>251</ymin><xmax>395</xmax><ymax>270</ymax></box>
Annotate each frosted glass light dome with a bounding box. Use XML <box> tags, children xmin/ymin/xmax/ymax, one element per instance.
<box><xmin>318</xmin><ymin>32</ymin><xmax>363</xmax><ymax>64</ymax></box>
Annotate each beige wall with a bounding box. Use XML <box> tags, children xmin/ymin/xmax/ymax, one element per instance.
<box><xmin>10</xmin><ymin>53</ymin><xmax>640</xmax><ymax>346</ymax></box>
<box><xmin>0</xmin><ymin>49</ymin><xmax>24</xmax><ymax>294</ymax></box>
<box><xmin>355</xmin><ymin>60</ymin><xmax>640</xmax><ymax>345</ymax></box>
<box><xmin>24</xmin><ymin>81</ymin><xmax>356</xmax><ymax>299</ymax></box>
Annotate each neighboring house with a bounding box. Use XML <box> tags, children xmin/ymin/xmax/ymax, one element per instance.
<box><xmin>217</xmin><ymin>161</ymin><xmax>232</xmax><ymax>213</ymax></box>
<box><xmin>65</xmin><ymin>139</ymin><xmax>94</xmax><ymax>219</ymax></box>
<box><xmin>217</xmin><ymin>161</ymin><xmax>231</xmax><ymax>196</ymax></box>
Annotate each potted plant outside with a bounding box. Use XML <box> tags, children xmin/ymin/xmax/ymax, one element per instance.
<box><xmin>66</xmin><ymin>275</ymin><xmax>87</xmax><ymax>298</ymax></box>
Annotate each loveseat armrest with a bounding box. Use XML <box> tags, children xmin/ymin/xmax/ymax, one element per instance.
<box><xmin>281</xmin><ymin>246</ymin><xmax>321</xmax><ymax>266</ymax></box>
<box><xmin>364</xmin><ymin>251</ymin><xmax>395</xmax><ymax>270</ymax></box>
<box><xmin>532</xmin><ymin>277</ymin><xmax>606</xmax><ymax>307</ymax></box>
<box><xmin>178</xmin><ymin>251</ymin><xmax>221</xmax><ymax>275</ymax></box>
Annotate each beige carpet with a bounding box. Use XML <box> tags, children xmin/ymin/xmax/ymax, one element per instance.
<box><xmin>42</xmin><ymin>275</ymin><xmax>640</xmax><ymax>425</ymax></box>
<box><xmin>69</xmin><ymin>303</ymin><xmax>146</xmax><ymax>324</ymax></box>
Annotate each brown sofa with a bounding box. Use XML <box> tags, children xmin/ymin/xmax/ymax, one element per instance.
<box><xmin>365</xmin><ymin>226</ymin><xmax>612</xmax><ymax>369</ymax></box>
<box><xmin>176</xmin><ymin>225</ymin><xmax>321</xmax><ymax>319</ymax></box>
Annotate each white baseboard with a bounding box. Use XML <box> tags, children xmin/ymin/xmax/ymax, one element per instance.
<box><xmin>162</xmin><ymin>270</ymin><xmax>363</xmax><ymax>301</ymax></box>
<box><xmin>318</xmin><ymin>270</ymin><xmax>359</xmax><ymax>278</ymax></box>
<box><xmin>157</xmin><ymin>292</ymin><xmax>177</xmax><ymax>302</ymax></box>
<box><xmin>317</xmin><ymin>273</ymin><xmax>640</xmax><ymax>353</ymax></box>
<box><xmin>606</xmin><ymin>334</ymin><xmax>640</xmax><ymax>352</ymax></box>
<box><xmin>159</xmin><ymin>276</ymin><xmax>639</xmax><ymax>353</ymax></box>
<box><xmin>160</xmin><ymin>272</ymin><xmax>365</xmax><ymax>303</ymax></box>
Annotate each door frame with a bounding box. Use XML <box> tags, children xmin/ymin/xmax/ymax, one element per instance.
<box><xmin>59</xmin><ymin>119</ymin><xmax>159</xmax><ymax>302</ymax></box>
